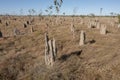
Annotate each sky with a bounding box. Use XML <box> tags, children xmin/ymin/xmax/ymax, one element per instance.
<box><xmin>0</xmin><ymin>0</ymin><xmax>120</xmax><ymax>15</ymax></box>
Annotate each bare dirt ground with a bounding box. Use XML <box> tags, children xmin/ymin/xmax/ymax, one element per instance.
<box><xmin>0</xmin><ymin>16</ymin><xmax>120</xmax><ymax>80</ymax></box>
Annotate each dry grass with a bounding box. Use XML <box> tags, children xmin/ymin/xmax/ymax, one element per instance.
<box><xmin>0</xmin><ymin>16</ymin><xmax>120</xmax><ymax>80</ymax></box>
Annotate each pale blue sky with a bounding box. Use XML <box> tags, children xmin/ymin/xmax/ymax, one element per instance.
<box><xmin>0</xmin><ymin>0</ymin><xmax>120</xmax><ymax>15</ymax></box>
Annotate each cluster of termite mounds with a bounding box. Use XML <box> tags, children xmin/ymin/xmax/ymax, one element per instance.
<box><xmin>88</xmin><ymin>19</ymin><xmax>107</xmax><ymax>35</ymax></box>
<box><xmin>0</xmin><ymin>16</ymin><xmax>120</xmax><ymax>68</ymax></box>
<box><xmin>43</xmin><ymin>17</ymin><xmax>120</xmax><ymax>67</ymax></box>
<box><xmin>0</xmin><ymin>16</ymin><xmax>35</xmax><ymax>38</ymax></box>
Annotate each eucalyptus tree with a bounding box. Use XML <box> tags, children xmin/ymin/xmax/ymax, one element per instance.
<box><xmin>72</xmin><ymin>7</ymin><xmax>79</xmax><ymax>23</ymax></box>
<box><xmin>53</xmin><ymin>0</ymin><xmax>63</xmax><ymax>24</ymax></box>
<box><xmin>54</xmin><ymin>0</ymin><xmax>63</xmax><ymax>14</ymax></box>
<box><xmin>28</xmin><ymin>9</ymin><xmax>36</xmax><ymax>23</ymax></box>
<box><xmin>45</xmin><ymin>5</ymin><xmax>53</xmax><ymax>16</ymax></box>
<box><xmin>20</xmin><ymin>9</ymin><xmax>24</xmax><ymax>15</ymax></box>
<box><xmin>28</xmin><ymin>9</ymin><xmax>36</xmax><ymax>16</ymax></box>
<box><xmin>73</xmin><ymin>7</ymin><xmax>78</xmax><ymax>16</ymax></box>
<box><xmin>100</xmin><ymin>8</ymin><xmax>103</xmax><ymax>15</ymax></box>
<box><xmin>110</xmin><ymin>12</ymin><xmax>114</xmax><ymax>17</ymax></box>
<box><xmin>45</xmin><ymin>5</ymin><xmax>53</xmax><ymax>24</ymax></box>
<box><xmin>63</xmin><ymin>12</ymin><xmax>65</xmax><ymax>16</ymax></box>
